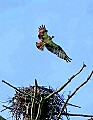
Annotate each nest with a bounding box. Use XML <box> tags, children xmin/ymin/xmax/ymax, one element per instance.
<box><xmin>4</xmin><ymin>83</ymin><xmax>68</xmax><ymax>120</ymax></box>
<box><xmin>2</xmin><ymin>65</ymin><xmax>93</xmax><ymax>120</ymax></box>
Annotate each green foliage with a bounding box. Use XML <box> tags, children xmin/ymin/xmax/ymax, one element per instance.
<box><xmin>0</xmin><ymin>115</ymin><xmax>6</xmax><ymax>120</ymax></box>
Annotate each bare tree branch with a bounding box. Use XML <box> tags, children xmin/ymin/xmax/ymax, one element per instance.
<box><xmin>56</xmin><ymin>71</ymin><xmax>93</xmax><ymax>120</ymax></box>
<box><xmin>62</xmin><ymin>113</ymin><xmax>93</xmax><ymax>118</ymax></box>
<box><xmin>35</xmin><ymin>96</ymin><xmax>43</xmax><ymax>120</ymax></box>
<box><xmin>31</xmin><ymin>79</ymin><xmax>38</xmax><ymax>119</ymax></box>
<box><xmin>2</xmin><ymin>80</ymin><xmax>38</xmax><ymax>101</ymax></box>
<box><xmin>1</xmin><ymin>105</ymin><xmax>12</xmax><ymax>112</ymax></box>
<box><xmin>45</xmin><ymin>63</ymin><xmax>86</xmax><ymax>100</ymax></box>
<box><xmin>67</xmin><ymin>103</ymin><xmax>81</xmax><ymax>108</ymax></box>
<box><xmin>2</xmin><ymin>80</ymin><xmax>23</xmax><ymax>93</ymax></box>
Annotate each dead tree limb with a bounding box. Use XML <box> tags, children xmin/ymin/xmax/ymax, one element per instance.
<box><xmin>2</xmin><ymin>80</ymin><xmax>22</xmax><ymax>93</ymax></box>
<box><xmin>2</xmin><ymin>80</ymin><xmax>38</xmax><ymax>101</ymax></box>
<box><xmin>56</xmin><ymin>71</ymin><xmax>93</xmax><ymax>120</ymax></box>
<box><xmin>31</xmin><ymin>79</ymin><xmax>38</xmax><ymax>119</ymax></box>
<box><xmin>45</xmin><ymin>63</ymin><xmax>86</xmax><ymax>100</ymax></box>
<box><xmin>62</xmin><ymin>113</ymin><xmax>93</xmax><ymax>118</ymax></box>
<box><xmin>35</xmin><ymin>96</ymin><xmax>43</xmax><ymax>120</ymax></box>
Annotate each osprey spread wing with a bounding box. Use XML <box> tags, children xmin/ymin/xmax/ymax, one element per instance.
<box><xmin>36</xmin><ymin>25</ymin><xmax>72</xmax><ymax>62</ymax></box>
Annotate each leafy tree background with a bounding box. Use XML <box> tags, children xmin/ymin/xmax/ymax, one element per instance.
<box><xmin>0</xmin><ymin>0</ymin><xmax>93</xmax><ymax>120</ymax></box>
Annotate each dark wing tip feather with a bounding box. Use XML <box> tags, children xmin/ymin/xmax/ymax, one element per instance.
<box><xmin>38</xmin><ymin>25</ymin><xmax>46</xmax><ymax>29</ymax></box>
<box><xmin>57</xmin><ymin>49</ymin><xmax>72</xmax><ymax>62</ymax></box>
<box><xmin>45</xmin><ymin>44</ymin><xmax>72</xmax><ymax>62</ymax></box>
<box><xmin>38</xmin><ymin>25</ymin><xmax>48</xmax><ymax>33</ymax></box>
<box><xmin>65</xmin><ymin>55</ymin><xmax>72</xmax><ymax>63</ymax></box>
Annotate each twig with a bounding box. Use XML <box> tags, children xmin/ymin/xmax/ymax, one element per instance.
<box><xmin>1</xmin><ymin>105</ymin><xmax>12</xmax><ymax>112</ymax></box>
<box><xmin>35</xmin><ymin>96</ymin><xmax>43</xmax><ymax>120</ymax></box>
<box><xmin>56</xmin><ymin>71</ymin><xmax>93</xmax><ymax>120</ymax></box>
<box><xmin>2</xmin><ymin>80</ymin><xmax>38</xmax><ymax>101</ymax></box>
<box><xmin>62</xmin><ymin>112</ymin><xmax>93</xmax><ymax>118</ymax></box>
<box><xmin>57</xmin><ymin>92</ymin><xmax>81</xmax><ymax>108</ymax></box>
<box><xmin>69</xmin><ymin>63</ymin><xmax>86</xmax><ymax>80</ymax></box>
<box><xmin>67</xmin><ymin>103</ymin><xmax>81</xmax><ymax>108</ymax></box>
<box><xmin>31</xmin><ymin>79</ymin><xmax>38</xmax><ymax>119</ymax></box>
<box><xmin>2</xmin><ymin>80</ymin><xmax>22</xmax><ymax>93</ymax></box>
<box><xmin>45</xmin><ymin>63</ymin><xmax>86</xmax><ymax>100</ymax></box>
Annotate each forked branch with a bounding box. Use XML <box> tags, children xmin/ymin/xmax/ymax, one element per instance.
<box><xmin>56</xmin><ymin>71</ymin><xmax>93</xmax><ymax>120</ymax></box>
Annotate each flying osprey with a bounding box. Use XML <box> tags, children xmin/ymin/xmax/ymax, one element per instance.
<box><xmin>36</xmin><ymin>25</ymin><xmax>72</xmax><ymax>62</ymax></box>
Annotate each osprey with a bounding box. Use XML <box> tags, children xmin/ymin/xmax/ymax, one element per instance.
<box><xmin>36</xmin><ymin>25</ymin><xmax>72</xmax><ymax>62</ymax></box>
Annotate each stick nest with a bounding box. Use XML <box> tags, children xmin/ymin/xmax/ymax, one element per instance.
<box><xmin>4</xmin><ymin>85</ymin><xmax>67</xmax><ymax>120</ymax></box>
